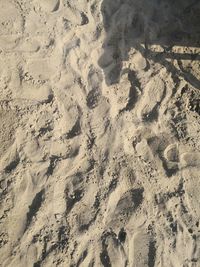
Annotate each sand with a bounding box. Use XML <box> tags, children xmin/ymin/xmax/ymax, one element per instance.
<box><xmin>0</xmin><ymin>0</ymin><xmax>200</xmax><ymax>266</ymax></box>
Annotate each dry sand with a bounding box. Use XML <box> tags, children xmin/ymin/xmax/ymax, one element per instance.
<box><xmin>0</xmin><ymin>0</ymin><xmax>200</xmax><ymax>266</ymax></box>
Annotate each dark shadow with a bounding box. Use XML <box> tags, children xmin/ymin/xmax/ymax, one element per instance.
<box><xmin>99</xmin><ymin>0</ymin><xmax>200</xmax><ymax>87</ymax></box>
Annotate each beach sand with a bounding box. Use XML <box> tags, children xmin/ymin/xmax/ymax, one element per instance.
<box><xmin>0</xmin><ymin>0</ymin><xmax>200</xmax><ymax>266</ymax></box>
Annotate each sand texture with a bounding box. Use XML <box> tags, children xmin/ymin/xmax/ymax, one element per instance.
<box><xmin>0</xmin><ymin>0</ymin><xmax>200</xmax><ymax>266</ymax></box>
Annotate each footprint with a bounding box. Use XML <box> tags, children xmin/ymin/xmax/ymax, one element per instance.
<box><xmin>81</xmin><ymin>12</ymin><xmax>89</xmax><ymax>25</ymax></box>
<box><xmin>62</xmin><ymin>6</ymin><xmax>86</xmax><ymax>26</ymax></box>
<box><xmin>66</xmin><ymin>119</ymin><xmax>81</xmax><ymax>139</ymax></box>
<box><xmin>162</xmin><ymin>143</ymin><xmax>179</xmax><ymax>176</ymax></box>
<box><xmin>180</xmin><ymin>152</ymin><xmax>200</xmax><ymax>220</ymax></box>
<box><xmin>103</xmin><ymin>62</ymin><xmax>122</xmax><ymax>86</ymax></box>
<box><xmin>26</xmin><ymin>189</ymin><xmax>45</xmax><ymax>229</ymax></box>
<box><xmin>75</xmin><ymin>246</ymin><xmax>94</xmax><ymax>267</ymax></box>
<box><xmin>182</xmin><ymin>165</ymin><xmax>200</xmax><ymax>221</ymax></box>
<box><xmin>133</xmin><ymin>129</ymin><xmax>177</xmax><ymax>175</ymax></box>
<box><xmin>25</xmin><ymin>58</ymin><xmax>58</xmax><ymax>82</ymax></box>
<box><xmin>65</xmin><ymin>175</ymin><xmax>84</xmax><ymax>213</ymax></box>
<box><xmin>100</xmin><ymin>232</ymin><xmax>127</xmax><ymax>267</ymax></box>
<box><xmin>0</xmin><ymin>35</ymin><xmax>21</xmax><ymax>51</ymax></box>
<box><xmin>135</xmin><ymin>138</ymin><xmax>154</xmax><ymax>162</ymax></box>
<box><xmin>35</xmin><ymin>0</ymin><xmax>60</xmax><ymax>13</ymax></box>
<box><xmin>0</xmin><ymin>143</ymin><xmax>19</xmax><ymax>173</ymax></box>
<box><xmin>0</xmin><ymin>0</ymin><xmax>23</xmax><ymax>36</ymax></box>
<box><xmin>106</xmin><ymin>188</ymin><xmax>144</xmax><ymax>228</ymax></box>
<box><xmin>57</xmin><ymin>104</ymin><xmax>81</xmax><ymax>138</ymax></box>
<box><xmin>122</xmin><ymin>70</ymin><xmax>140</xmax><ymax>111</ymax></box>
<box><xmin>66</xmin><ymin>188</ymin><xmax>83</xmax><ymax>214</ymax></box>
<box><xmin>89</xmin><ymin>97</ymin><xmax>110</xmax><ymax>139</ymax></box>
<box><xmin>188</xmin><ymin>98</ymin><xmax>200</xmax><ymax>115</ymax></box>
<box><xmin>137</xmin><ymin>76</ymin><xmax>165</xmax><ymax>121</ymax></box>
<box><xmin>0</xmin><ymin>109</ymin><xmax>18</xmax><ymax>158</ymax></box>
<box><xmin>163</xmin><ymin>144</ymin><xmax>179</xmax><ymax>163</ymax></box>
<box><xmin>20</xmin><ymin>85</ymin><xmax>53</xmax><ymax>104</ymax></box>
<box><xmin>76</xmin><ymin>186</ymin><xmax>100</xmax><ymax>232</ymax></box>
<box><xmin>180</xmin><ymin>152</ymin><xmax>200</xmax><ymax>168</ymax></box>
<box><xmin>147</xmin><ymin>135</ymin><xmax>179</xmax><ymax>176</ymax></box>
<box><xmin>130</xmin><ymin>230</ymin><xmax>156</xmax><ymax>267</ymax></box>
<box><xmin>86</xmin><ymin>88</ymin><xmax>101</xmax><ymax>109</ymax></box>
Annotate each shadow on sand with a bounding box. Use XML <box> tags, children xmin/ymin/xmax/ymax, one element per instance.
<box><xmin>98</xmin><ymin>0</ymin><xmax>200</xmax><ymax>88</ymax></box>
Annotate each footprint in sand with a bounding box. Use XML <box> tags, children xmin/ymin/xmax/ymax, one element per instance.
<box><xmin>0</xmin><ymin>0</ymin><xmax>24</xmax><ymax>50</ymax></box>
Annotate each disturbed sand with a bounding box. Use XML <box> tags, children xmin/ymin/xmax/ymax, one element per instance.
<box><xmin>0</xmin><ymin>0</ymin><xmax>200</xmax><ymax>266</ymax></box>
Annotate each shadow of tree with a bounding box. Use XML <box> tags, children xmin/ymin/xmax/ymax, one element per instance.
<box><xmin>98</xmin><ymin>0</ymin><xmax>200</xmax><ymax>88</ymax></box>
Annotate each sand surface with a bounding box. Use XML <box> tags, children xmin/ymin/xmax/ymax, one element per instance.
<box><xmin>0</xmin><ymin>0</ymin><xmax>200</xmax><ymax>266</ymax></box>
